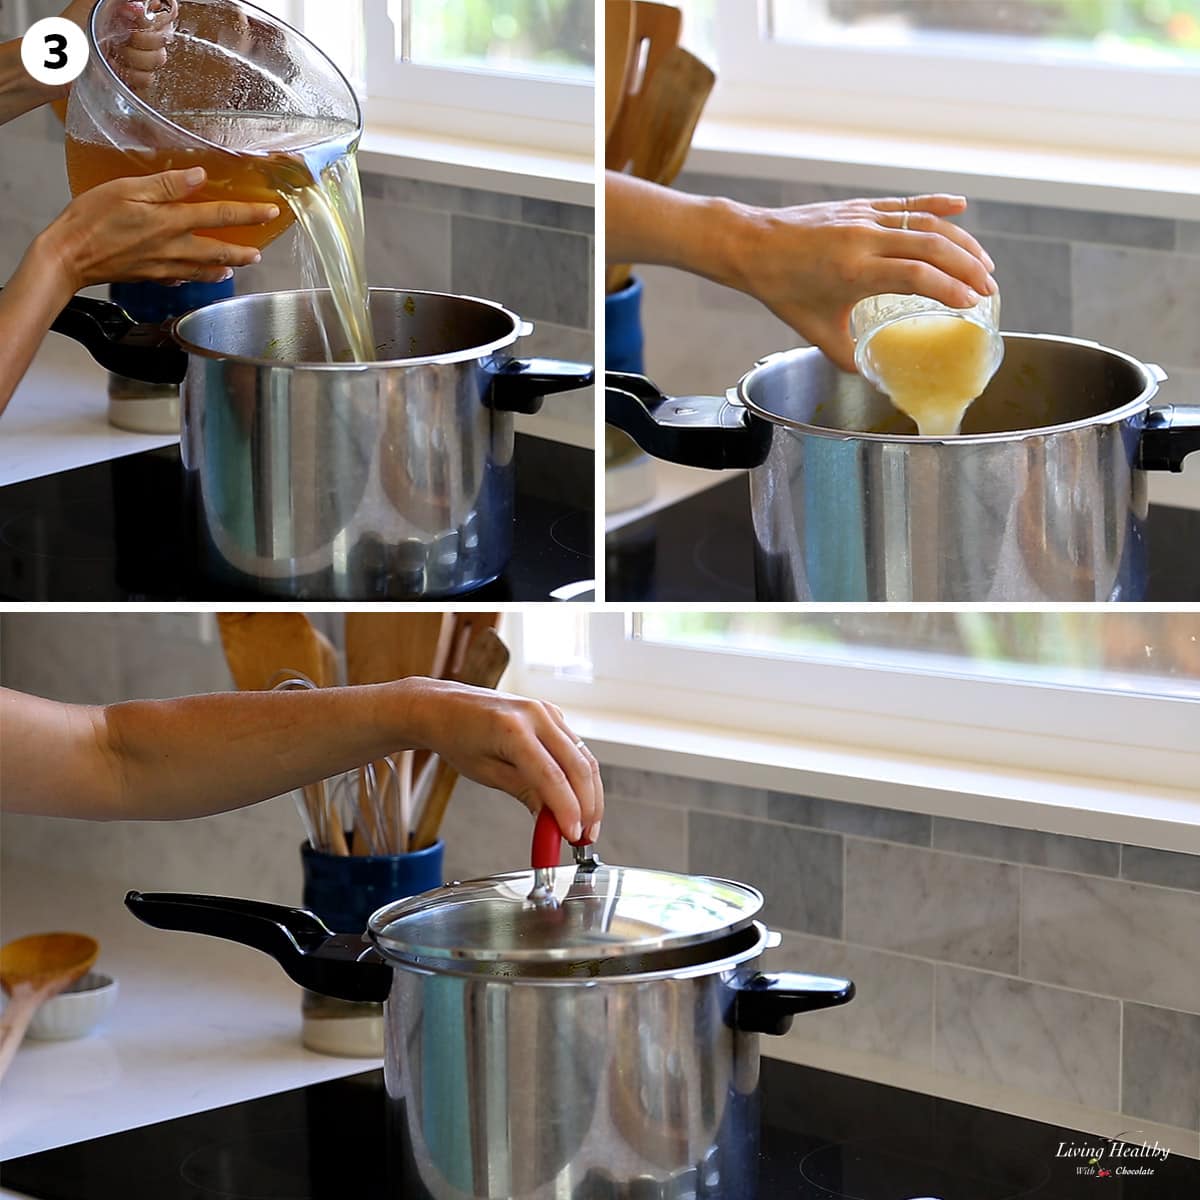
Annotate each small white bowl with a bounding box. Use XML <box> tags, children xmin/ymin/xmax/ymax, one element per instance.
<box><xmin>27</xmin><ymin>972</ymin><xmax>119</xmax><ymax>1041</ymax></box>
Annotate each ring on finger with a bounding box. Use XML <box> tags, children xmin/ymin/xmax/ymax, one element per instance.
<box><xmin>573</xmin><ymin>737</ymin><xmax>588</xmax><ymax>752</ymax></box>
<box><xmin>900</xmin><ymin>211</ymin><xmax>911</xmax><ymax>231</ymax></box>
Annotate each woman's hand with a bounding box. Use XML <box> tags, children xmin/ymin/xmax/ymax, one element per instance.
<box><xmin>61</xmin><ymin>0</ymin><xmax>180</xmax><ymax>93</ymax></box>
<box><xmin>401</xmin><ymin>679</ymin><xmax>604</xmax><ymax>844</ymax></box>
<box><xmin>34</xmin><ymin>167</ymin><xmax>278</xmax><ymax>295</ymax></box>
<box><xmin>722</xmin><ymin>194</ymin><xmax>997</xmax><ymax>372</ymax></box>
<box><xmin>606</xmin><ymin>175</ymin><xmax>998</xmax><ymax>374</ymax></box>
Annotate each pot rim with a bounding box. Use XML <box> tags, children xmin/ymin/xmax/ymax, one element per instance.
<box><xmin>86</xmin><ymin>0</ymin><xmax>363</xmax><ymax>163</ymax></box>
<box><xmin>737</xmin><ymin>332</ymin><xmax>1161</xmax><ymax>445</ymax></box>
<box><xmin>171</xmin><ymin>288</ymin><xmax>526</xmax><ymax>371</ymax></box>
<box><xmin>372</xmin><ymin>921</ymin><xmax>774</xmax><ymax>988</ymax></box>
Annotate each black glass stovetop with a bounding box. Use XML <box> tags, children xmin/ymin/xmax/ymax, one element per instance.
<box><xmin>606</xmin><ymin>476</ymin><xmax>1200</xmax><ymax>602</ymax></box>
<box><xmin>0</xmin><ymin>436</ymin><xmax>593</xmax><ymax>602</ymax></box>
<box><xmin>3</xmin><ymin>1058</ymin><xmax>1196</xmax><ymax>1199</ymax></box>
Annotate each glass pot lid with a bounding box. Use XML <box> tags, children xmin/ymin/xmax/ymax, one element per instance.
<box><xmin>367</xmin><ymin>860</ymin><xmax>763</xmax><ymax>966</ymax></box>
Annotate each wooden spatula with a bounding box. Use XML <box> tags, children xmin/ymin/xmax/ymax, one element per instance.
<box><xmin>411</xmin><ymin>612</ymin><xmax>502</xmax><ymax>786</ymax></box>
<box><xmin>409</xmin><ymin>628</ymin><xmax>512</xmax><ymax>851</ymax></box>
<box><xmin>606</xmin><ymin>0</ymin><xmax>637</xmax><ymax>141</ymax></box>
<box><xmin>217</xmin><ymin>614</ymin><xmax>347</xmax><ymax>854</ymax></box>
<box><xmin>629</xmin><ymin>46</ymin><xmax>714</xmax><ymax>185</ymax></box>
<box><xmin>0</xmin><ymin>933</ymin><xmax>98</xmax><ymax>1082</ymax></box>
<box><xmin>345</xmin><ymin>614</ymin><xmax>452</xmax><ymax>854</ymax></box>
<box><xmin>606</xmin><ymin>1</ymin><xmax>683</xmax><ymax>174</ymax></box>
<box><xmin>217</xmin><ymin>613</ymin><xmax>326</xmax><ymax>691</ymax></box>
<box><xmin>607</xmin><ymin>43</ymin><xmax>715</xmax><ymax>292</ymax></box>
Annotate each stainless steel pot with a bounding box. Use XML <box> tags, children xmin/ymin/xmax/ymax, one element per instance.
<box><xmin>607</xmin><ymin>335</ymin><xmax>1200</xmax><ymax>601</ymax></box>
<box><xmin>47</xmin><ymin>289</ymin><xmax>593</xmax><ymax>598</ymax></box>
<box><xmin>125</xmin><ymin>814</ymin><xmax>854</xmax><ymax>1199</ymax></box>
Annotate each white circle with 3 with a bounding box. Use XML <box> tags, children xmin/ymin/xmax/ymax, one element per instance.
<box><xmin>21</xmin><ymin>16</ymin><xmax>89</xmax><ymax>87</ymax></box>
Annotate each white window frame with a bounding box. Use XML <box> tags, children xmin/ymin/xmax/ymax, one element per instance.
<box><xmin>512</xmin><ymin>611</ymin><xmax>1200</xmax><ymax>798</ymax></box>
<box><xmin>251</xmin><ymin>1</ymin><xmax>592</xmax><ymax>156</ymax></box>
<box><xmin>698</xmin><ymin>0</ymin><xmax>1200</xmax><ymax>158</ymax></box>
<box><xmin>362</xmin><ymin>1</ymin><xmax>592</xmax><ymax>155</ymax></box>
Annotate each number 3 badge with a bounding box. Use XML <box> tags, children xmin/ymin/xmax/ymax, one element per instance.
<box><xmin>21</xmin><ymin>16</ymin><xmax>89</xmax><ymax>87</ymax></box>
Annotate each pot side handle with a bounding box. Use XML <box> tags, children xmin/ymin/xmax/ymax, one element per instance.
<box><xmin>733</xmin><ymin>972</ymin><xmax>855</xmax><ymax>1036</ymax></box>
<box><xmin>125</xmin><ymin>891</ymin><xmax>392</xmax><ymax>1003</ymax></box>
<box><xmin>1138</xmin><ymin>404</ymin><xmax>1200</xmax><ymax>473</ymax></box>
<box><xmin>606</xmin><ymin>371</ymin><xmax>771</xmax><ymax>470</ymax></box>
<box><xmin>488</xmin><ymin>358</ymin><xmax>596</xmax><ymax>414</ymax></box>
<box><xmin>43</xmin><ymin>294</ymin><xmax>189</xmax><ymax>385</ymax></box>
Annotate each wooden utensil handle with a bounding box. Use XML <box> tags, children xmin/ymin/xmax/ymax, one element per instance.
<box><xmin>0</xmin><ymin>982</ymin><xmax>52</xmax><ymax>1083</ymax></box>
<box><xmin>409</xmin><ymin>758</ymin><xmax>458</xmax><ymax>851</ymax></box>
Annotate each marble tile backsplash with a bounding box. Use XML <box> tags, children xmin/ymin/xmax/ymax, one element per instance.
<box><xmin>602</xmin><ymin>763</ymin><xmax>1200</xmax><ymax>1141</ymax></box>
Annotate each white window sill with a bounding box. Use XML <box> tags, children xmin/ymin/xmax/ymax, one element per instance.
<box><xmin>359</xmin><ymin>122</ymin><xmax>593</xmax><ymax>208</ymax></box>
<box><xmin>687</xmin><ymin>118</ymin><xmax>1199</xmax><ymax>221</ymax></box>
<box><xmin>568</xmin><ymin>707</ymin><xmax>1200</xmax><ymax>856</ymax></box>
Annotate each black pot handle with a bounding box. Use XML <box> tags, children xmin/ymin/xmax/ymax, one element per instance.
<box><xmin>733</xmin><ymin>972</ymin><xmax>855</xmax><ymax>1036</ymax></box>
<box><xmin>489</xmin><ymin>358</ymin><xmax>596</xmax><ymax>415</ymax></box>
<box><xmin>48</xmin><ymin>294</ymin><xmax>188</xmax><ymax>385</ymax></box>
<box><xmin>1138</xmin><ymin>404</ymin><xmax>1200</xmax><ymax>473</ymax></box>
<box><xmin>606</xmin><ymin>371</ymin><xmax>771</xmax><ymax>470</ymax></box>
<box><xmin>125</xmin><ymin>891</ymin><xmax>392</xmax><ymax>1003</ymax></box>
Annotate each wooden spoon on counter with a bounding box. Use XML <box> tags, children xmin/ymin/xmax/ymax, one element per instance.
<box><xmin>410</xmin><ymin>628</ymin><xmax>511</xmax><ymax>851</ymax></box>
<box><xmin>0</xmin><ymin>933</ymin><xmax>99</xmax><ymax>1082</ymax></box>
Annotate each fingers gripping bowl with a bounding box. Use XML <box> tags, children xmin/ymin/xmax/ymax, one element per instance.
<box><xmin>126</xmin><ymin>810</ymin><xmax>854</xmax><ymax>1199</ymax></box>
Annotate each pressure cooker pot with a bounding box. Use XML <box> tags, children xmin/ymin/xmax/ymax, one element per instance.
<box><xmin>607</xmin><ymin>334</ymin><xmax>1200</xmax><ymax>601</ymax></box>
<box><xmin>42</xmin><ymin>288</ymin><xmax>594</xmax><ymax>598</ymax></box>
<box><xmin>126</xmin><ymin>811</ymin><xmax>855</xmax><ymax>1199</ymax></box>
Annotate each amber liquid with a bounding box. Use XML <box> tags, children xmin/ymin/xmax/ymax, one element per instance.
<box><xmin>66</xmin><ymin>112</ymin><xmax>374</xmax><ymax>361</ymax></box>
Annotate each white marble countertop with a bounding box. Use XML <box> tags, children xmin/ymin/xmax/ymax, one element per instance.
<box><xmin>0</xmin><ymin>864</ymin><xmax>372</xmax><ymax>1167</ymax></box>
<box><xmin>0</xmin><ymin>335</ymin><xmax>177</xmax><ymax>489</ymax></box>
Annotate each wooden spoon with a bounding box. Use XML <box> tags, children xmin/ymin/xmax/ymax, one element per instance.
<box><xmin>0</xmin><ymin>933</ymin><xmax>99</xmax><ymax>1082</ymax></box>
<box><xmin>410</xmin><ymin>628</ymin><xmax>512</xmax><ymax>851</ymax></box>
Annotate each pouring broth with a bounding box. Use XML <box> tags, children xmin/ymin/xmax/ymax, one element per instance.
<box><xmin>66</xmin><ymin>110</ymin><xmax>374</xmax><ymax>363</ymax></box>
<box><xmin>860</xmin><ymin>314</ymin><xmax>995</xmax><ymax>437</ymax></box>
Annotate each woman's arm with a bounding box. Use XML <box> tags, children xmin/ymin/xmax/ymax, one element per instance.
<box><xmin>0</xmin><ymin>34</ymin><xmax>66</xmax><ymax>125</ymax></box>
<box><xmin>0</xmin><ymin>167</ymin><xmax>277</xmax><ymax>417</ymax></box>
<box><xmin>606</xmin><ymin>171</ymin><xmax>997</xmax><ymax>372</ymax></box>
<box><xmin>0</xmin><ymin>0</ymin><xmax>103</xmax><ymax>126</ymax></box>
<box><xmin>0</xmin><ymin>681</ymin><xmax>603</xmax><ymax>842</ymax></box>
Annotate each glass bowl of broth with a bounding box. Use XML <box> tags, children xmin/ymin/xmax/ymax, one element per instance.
<box><xmin>851</xmin><ymin>290</ymin><xmax>1004</xmax><ymax>437</ymax></box>
<box><xmin>64</xmin><ymin>0</ymin><xmax>361</xmax><ymax>250</ymax></box>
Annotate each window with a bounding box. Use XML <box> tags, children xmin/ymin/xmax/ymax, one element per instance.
<box><xmin>672</xmin><ymin>0</ymin><xmax>1200</xmax><ymax>156</ymax></box>
<box><xmin>254</xmin><ymin>1</ymin><xmax>593</xmax><ymax>154</ymax></box>
<box><xmin>516</xmin><ymin>611</ymin><xmax>1200</xmax><ymax>794</ymax></box>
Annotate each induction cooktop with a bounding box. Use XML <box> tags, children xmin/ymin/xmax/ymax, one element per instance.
<box><xmin>2</xmin><ymin>1059</ymin><xmax>1195</xmax><ymax>1199</ymax></box>
<box><xmin>605</xmin><ymin>476</ymin><xmax>1200</xmax><ymax>602</ymax></box>
<box><xmin>0</xmin><ymin>435</ymin><xmax>594</xmax><ymax>602</ymax></box>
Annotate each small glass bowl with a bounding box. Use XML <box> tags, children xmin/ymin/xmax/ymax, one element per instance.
<box><xmin>851</xmin><ymin>291</ymin><xmax>1003</xmax><ymax>396</ymax></box>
